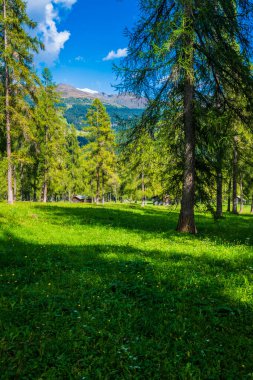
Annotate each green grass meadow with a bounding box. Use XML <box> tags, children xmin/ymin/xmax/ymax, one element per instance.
<box><xmin>0</xmin><ymin>202</ymin><xmax>253</xmax><ymax>379</ymax></box>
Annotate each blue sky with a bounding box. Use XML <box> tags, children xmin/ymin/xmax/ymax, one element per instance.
<box><xmin>27</xmin><ymin>0</ymin><xmax>139</xmax><ymax>93</ymax></box>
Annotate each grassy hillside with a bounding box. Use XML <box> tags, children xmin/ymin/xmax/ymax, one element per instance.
<box><xmin>0</xmin><ymin>203</ymin><xmax>253</xmax><ymax>379</ymax></box>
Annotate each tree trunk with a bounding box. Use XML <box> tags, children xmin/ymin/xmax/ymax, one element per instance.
<box><xmin>90</xmin><ymin>179</ymin><xmax>93</xmax><ymax>202</ymax></box>
<box><xmin>96</xmin><ymin>169</ymin><xmax>100</xmax><ymax>203</ymax></box>
<box><xmin>227</xmin><ymin>178</ymin><xmax>231</xmax><ymax>212</ymax></box>
<box><xmin>13</xmin><ymin>166</ymin><xmax>17</xmax><ymax>202</ymax></box>
<box><xmin>239</xmin><ymin>177</ymin><xmax>243</xmax><ymax>214</ymax></box>
<box><xmin>33</xmin><ymin>166</ymin><xmax>38</xmax><ymax>202</ymax></box>
<box><xmin>33</xmin><ymin>181</ymin><xmax>37</xmax><ymax>202</ymax></box>
<box><xmin>20</xmin><ymin>163</ymin><xmax>24</xmax><ymax>201</ymax></box>
<box><xmin>115</xmin><ymin>187</ymin><xmax>117</xmax><ymax>203</ymax></box>
<box><xmin>141</xmin><ymin>171</ymin><xmax>146</xmax><ymax>206</ymax></box>
<box><xmin>41</xmin><ymin>127</ymin><xmax>48</xmax><ymax>203</ymax></box>
<box><xmin>232</xmin><ymin>138</ymin><xmax>238</xmax><ymax>214</ymax></box>
<box><xmin>177</xmin><ymin>3</ymin><xmax>196</xmax><ymax>233</ymax></box>
<box><xmin>4</xmin><ymin>0</ymin><xmax>13</xmax><ymax>204</ymax></box>
<box><xmin>216</xmin><ymin>169</ymin><xmax>223</xmax><ymax>218</ymax></box>
<box><xmin>42</xmin><ymin>179</ymin><xmax>48</xmax><ymax>203</ymax></box>
<box><xmin>251</xmin><ymin>195</ymin><xmax>253</xmax><ymax>214</ymax></box>
<box><xmin>102</xmin><ymin>172</ymin><xmax>105</xmax><ymax>204</ymax></box>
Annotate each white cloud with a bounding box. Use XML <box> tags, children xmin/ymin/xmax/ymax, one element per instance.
<box><xmin>103</xmin><ymin>48</ymin><xmax>128</xmax><ymax>61</ymax></box>
<box><xmin>75</xmin><ymin>56</ymin><xmax>85</xmax><ymax>62</ymax></box>
<box><xmin>54</xmin><ymin>0</ymin><xmax>77</xmax><ymax>8</ymax></box>
<box><xmin>26</xmin><ymin>0</ymin><xmax>77</xmax><ymax>66</ymax></box>
<box><xmin>27</xmin><ymin>0</ymin><xmax>49</xmax><ymax>18</ymax></box>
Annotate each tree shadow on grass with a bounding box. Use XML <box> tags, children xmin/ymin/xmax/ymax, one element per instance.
<box><xmin>0</xmin><ymin>232</ymin><xmax>253</xmax><ymax>379</ymax></box>
<box><xmin>33</xmin><ymin>204</ymin><xmax>253</xmax><ymax>246</ymax></box>
<box><xmin>34</xmin><ymin>203</ymin><xmax>177</xmax><ymax>230</ymax></box>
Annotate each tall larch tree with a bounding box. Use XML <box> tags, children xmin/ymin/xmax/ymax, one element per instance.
<box><xmin>0</xmin><ymin>0</ymin><xmax>41</xmax><ymax>204</ymax></box>
<box><xmin>65</xmin><ymin>125</ymin><xmax>86</xmax><ymax>200</ymax></box>
<box><xmin>116</xmin><ymin>0</ymin><xmax>253</xmax><ymax>233</ymax></box>
<box><xmin>33</xmin><ymin>68</ymin><xmax>68</xmax><ymax>203</ymax></box>
<box><xmin>118</xmin><ymin>127</ymin><xmax>159</xmax><ymax>205</ymax></box>
<box><xmin>84</xmin><ymin>99</ymin><xmax>117</xmax><ymax>203</ymax></box>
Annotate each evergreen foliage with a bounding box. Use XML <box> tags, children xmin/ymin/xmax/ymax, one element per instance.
<box><xmin>0</xmin><ymin>0</ymin><xmax>41</xmax><ymax>203</ymax></box>
<box><xmin>32</xmin><ymin>69</ymin><xmax>68</xmax><ymax>202</ymax></box>
<box><xmin>63</xmin><ymin>100</ymin><xmax>144</xmax><ymax>131</ymax></box>
<box><xmin>0</xmin><ymin>0</ymin><xmax>251</xmax><ymax>236</ymax></box>
<box><xmin>84</xmin><ymin>99</ymin><xmax>118</xmax><ymax>203</ymax></box>
<box><xmin>115</xmin><ymin>0</ymin><xmax>253</xmax><ymax>232</ymax></box>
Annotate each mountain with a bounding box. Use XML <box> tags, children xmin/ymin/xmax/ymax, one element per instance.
<box><xmin>56</xmin><ymin>83</ymin><xmax>147</xmax><ymax>109</ymax></box>
<box><xmin>56</xmin><ymin>84</ymin><xmax>146</xmax><ymax>133</ymax></box>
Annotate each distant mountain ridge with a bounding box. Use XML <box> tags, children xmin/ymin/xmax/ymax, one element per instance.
<box><xmin>56</xmin><ymin>83</ymin><xmax>147</xmax><ymax>110</ymax></box>
<box><xmin>56</xmin><ymin>84</ymin><xmax>145</xmax><ymax>136</ymax></box>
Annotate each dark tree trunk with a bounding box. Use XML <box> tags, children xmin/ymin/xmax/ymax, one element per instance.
<box><xmin>251</xmin><ymin>195</ymin><xmax>253</xmax><ymax>214</ymax></box>
<box><xmin>102</xmin><ymin>172</ymin><xmax>105</xmax><ymax>204</ymax></box>
<box><xmin>4</xmin><ymin>0</ymin><xmax>13</xmax><ymax>204</ymax></box>
<box><xmin>33</xmin><ymin>181</ymin><xmax>37</xmax><ymax>202</ymax></box>
<box><xmin>90</xmin><ymin>179</ymin><xmax>93</xmax><ymax>202</ymax></box>
<box><xmin>96</xmin><ymin>169</ymin><xmax>100</xmax><ymax>203</ymax></box>
<box><xmin>232</xmin><ymin>138</ymin><xmax>238</xmax><ymax>214</ymax></box>
<box><xmin>216</xmin><ymin>169</ymin><xmax>223</xmax><ymax>218</ymax></box>
<box><xmin>177</xmin><ymin>3</ymin><xmax>196</xmax><ymax>233</ymax></box>
<box><xmin>13</xmin><ymin>166</ymin><xmax>17</xmax><ymax>202</ymax></box>
<box><xmin>33</xmin><ymin>167</ymin><xmax>38</xmax><ymax>202</ymax></box>
<box><xmin>227</xmin><ymin>178</ymin><xmax>231</xmax><ymax>212</ymax></box>
<box><xmin>42</xmin><ymin>179</ymin><xmax>48</xmax><ymax>203</ymax></box>
<box><xmin>114</xmin><ymin>185</ymin><xmax>118</xmax><ymax>203</ymax></box>
<box><xmin>41</xmin><ymin>128</ymin><xmax>48</xmax><ymax>203</ymax></box>
<box><xmin>239</xmin><ymin>178</ymin><xmax>243</xmax><ymax>214</ymax></box>
<box><xmin>141</xmin><ymin>171</ymin><xmax>146</xmax><ymax>206</ymax></box>
<box><xmin>20</xmin><ymin>164</ymin><xmax>24</xmax><ymax>201</ymax></box>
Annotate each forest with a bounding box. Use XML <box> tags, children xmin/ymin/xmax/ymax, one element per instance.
<box><xmin>62</xmin><ymin>98</ymin><xmax>144</xmax><ymax>130</ymax></box>
<box><xmin>0</xmin><ymin>0</ymin><xmax>253</xmax><ymax>234</ymax></box>
<box><xmin>0</xmin><ymin>0</ymin><xmax>253</xmax><ymax>379</ymax></box>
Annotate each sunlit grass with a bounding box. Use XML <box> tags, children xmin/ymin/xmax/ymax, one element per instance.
<box><xmin>0</xmin><ymin>202</ymin><xmax>253</xmax><ymax>379</ymax></box>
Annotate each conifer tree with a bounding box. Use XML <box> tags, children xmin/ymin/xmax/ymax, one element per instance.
<box><xmin>116</xmin><ymin>0</ymin><xmax>253</xmax><ymax>233</ymax></box>
<box><xmin>65</xmin><ymin>125</ymin><xmax>87</xmax><ymax>200</ymax></box>
<box><xmin>118</xmin><ymin>128</ymin><xmax>160</xmax><ymax>204</ymax></box>
<box><xmin>0</xmin><ymin>0</ymin><xmax>41</xmax><ymax>204</ymax></box>
<box><xmin>84</xmin><ymin>99</ymin><xmax>117</xmax><ymax>203</ymax></box>
<box><xmin>33</xmin><ymin>69</ymin><xmax>68</xmax><ymax>202</ymax></box>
